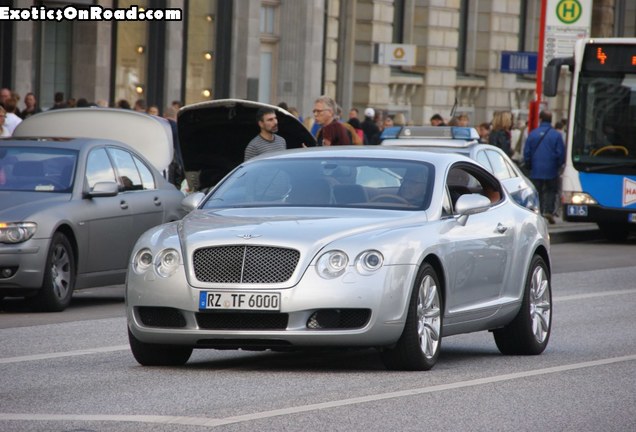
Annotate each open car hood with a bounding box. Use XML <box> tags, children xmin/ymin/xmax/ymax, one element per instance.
<box><xmin>177</xmin><ymin>99</ymin><xmax>316</xmax><ymax>189</ymax></box>
<box><xmin>13</xmin><ymin>108</ymin><xmax>174</xmax><ymax>173</ymax></box>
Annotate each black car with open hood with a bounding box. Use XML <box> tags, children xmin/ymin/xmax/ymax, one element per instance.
<box><xmin>178</xmin><ymin>99</ymin><xmax>316</xmax><ymax>191</ymax></box>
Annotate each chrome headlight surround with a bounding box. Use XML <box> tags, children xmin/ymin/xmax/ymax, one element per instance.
<box><xmin>155</xmin><ymin>248</ymin><xmax>181</xmax><ymax>278</ymax></box>
<box><xmin>132</xmin><ymin>248</ymin><xmax>154</xmax><ymax>274</ymax></box>
<box><xmin>355</xmin><ymin>250</ymin><xmax>384</xmax><ymax>275</ymax></box>
<box><xmin>0</xmin><ymin>222</ymin><xmax>37</xmax><ymax>244</ymax></box>
<box><xmin>316</xmin><ymin>250</ymin><xmax>348</xmax><ymax>279</ymax></box>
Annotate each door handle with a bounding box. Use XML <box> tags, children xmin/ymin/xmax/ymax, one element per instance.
<box><xmin>154</xmin><ymin>197</ymin><xmax>162</xmax><ymax>206</ymax></box>
<box><xmin>496</xmin><ymin>223</ymin><xmax>508</xmax><ymax>234</ymax></box>
<box><xmin>120</xmin><ymin>200</ymin><xmax>128</xmax><ymax>210</ymax></box>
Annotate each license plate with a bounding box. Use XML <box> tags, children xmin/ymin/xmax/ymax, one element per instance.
<box><xmin>566</xmin><ymin>205</ymin><xmax>588</xmax><ymax>217</ymax></box>
<box><xmin>629</xmin><ymin>213</ymin><xmax>636</xmax><ymax>224</ymax></box>
<box><xmin>199</xmin><ymin>291</ymin><xmax>281</xmax><ymax>311</ymax></box>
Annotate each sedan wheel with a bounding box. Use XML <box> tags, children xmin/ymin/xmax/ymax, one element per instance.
<box><xmin>128</xmin><ymin>328</ymin><xmax>193</xmax><ymax>366</ymax></box>
<box><xmin>31</xmin><ymin>233</ymin><xmax>75</xmax><ymax>312</ymax></box>
<box><xmin>381</xmin><ymin>263</ymin><xmax>442</xmax><ymax>371</ymax></box>
<box><xmin>494</xmin><ymin>255</ymin><xmax>552</xmax><ymax>355</ymax></box>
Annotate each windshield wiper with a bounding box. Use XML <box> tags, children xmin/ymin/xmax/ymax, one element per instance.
<box><xmin>583</xmin><ymin>162</ymin><xmax>636</xmax><ymax>172</ymax></box>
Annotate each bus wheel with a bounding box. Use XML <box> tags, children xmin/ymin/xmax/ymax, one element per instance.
<box><xmin>598</xmin><ymin>223</ymin><xmax>630</xmax><ymax>242</ymax></box>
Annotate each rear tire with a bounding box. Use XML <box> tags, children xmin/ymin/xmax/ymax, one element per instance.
<box><xmin>381</xmin><ymin>263</ymin><xmax>442</xmax><ymax>371</ymax></box>
<box><xmin>128</xmin><ymin>328</ymin><xmax>193</xmax><ymax>366</ymax></box>
<box><xmin>494</xmin><ymin>255</ymin><xmax>552</xmax><ymax>355</ymax></box>
<box><xmin>31</xmin><ymin>233</ymin><xmax>75</xmax><ymax>312</ymax></box>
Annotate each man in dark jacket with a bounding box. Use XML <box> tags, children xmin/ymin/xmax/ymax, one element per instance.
<box><xmin>361</xmin><ymin>107</ymin><xmax>380</xmax><ymax>145</ymax></box>
<box><xmin>524</xmin><ymin>110</ymin><xmax>565</xmax><ymax>224</ymax></box>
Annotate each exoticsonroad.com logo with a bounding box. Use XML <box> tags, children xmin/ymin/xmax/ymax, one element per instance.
<box><xmin>0</xmin><ymin>5</ymin><xmax>182</xmax><ymax>22</ymax></box>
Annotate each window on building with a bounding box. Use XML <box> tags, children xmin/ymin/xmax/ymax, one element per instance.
<box><xmin>185</xmin><ymin>1</ymin><xmax>216</xmax><ymax>104</ymax></box>
<box><xmin>40</xmin><ymin>20</ymin><xmax>72</xmax><ymax>109</ymax></box>
<box><xmin>519</xmin><ymin>0</ymin><xmax>541</xmax><ymax>53</ymax></box>
<box><xmin>615</xmin><ymin>0</ymin><xmax>636</xmax><ymax>36</ymax></box>
<box><xmin>114</xmin><ymin>0</ymin><xmax>148</xmax><ymax>107</ymax></box>
<box><xmin>259</xmin><ymin>2</ymin><xmax>280</xmax><ymax>104</ymax></box>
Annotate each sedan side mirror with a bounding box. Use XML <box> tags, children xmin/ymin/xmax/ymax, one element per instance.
<box><xmin>86</xmin><ymin>181</ymin><xmax>119</xmax><ymax>198</ymax></box>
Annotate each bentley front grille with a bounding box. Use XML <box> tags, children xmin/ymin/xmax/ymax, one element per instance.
<box><xmin>193</xmin><ymin>245</ymin><xmax>300</xmax><ymax>283</ymax></box>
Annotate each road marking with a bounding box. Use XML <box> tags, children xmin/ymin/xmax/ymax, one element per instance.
<box><xmin>554</xmin><ymin>288</ymin><xmax>635</xmax><ymax>302</ymax></box>
<box><xmin>0</xmin><ymin>345</ymin><xmax>129</xmax><ymax>365</ymax></box>
<box><xmin>1</xmin><ymin>353</ymin><xmax>635</xmax><ymax>427</ymax></box>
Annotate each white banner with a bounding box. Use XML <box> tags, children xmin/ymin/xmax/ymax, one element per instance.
<box><xmin>544</xmin><ymin>0</ymin><xmax>592</xmax><ymax>65</ymax></box>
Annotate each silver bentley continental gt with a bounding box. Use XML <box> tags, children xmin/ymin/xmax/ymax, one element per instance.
<box><xmin>126</xmin><ymin>147</ymin><xmax>552</xmax><ymax>371</ymax></box>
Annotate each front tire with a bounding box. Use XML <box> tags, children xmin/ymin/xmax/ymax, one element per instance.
<box><xmin>31</xmin><ymin>232</ymin><xmax>75</xmax><ymax>312</ymax></box>
<box><xmin>381</xmin><ymin>263</ymin><xmax>443</xmax><ymax>371</ymax></box>
<box><xmin>128</xmin><ymin>328</ymin><xmax>193</xmax><ymax>366</ymax></box>
<box><xmin>494</xmin><ymin>255</ymin><xmax>552</xmax><ymax>355</ymax></box>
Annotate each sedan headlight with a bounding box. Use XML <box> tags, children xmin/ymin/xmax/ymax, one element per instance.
<box><xmin>562</xmin><ymin>191</ymin><xmax>597</xmax><ymax>205</ymax></box>
<box><xmin>0</xmin><ymin>222</ymin><xmax>37</xmax><ymax>244</ymax></box>
<box><xmin>316</xmin><ymin>250</ymin><xmax>348</xmax><ymax>279</ymax></box>
<box><xmin>155</xmin><ymin>248</ymin><xmax>181</xmax><ymax>277</ymax></box>
<box><xmin>355</xmin><ymin>250</ymin><xmax>384</xmax><ymax>275</ymax></box>
<box><xmin>132</xmin><ymin>248</ymin><xmax>154</xmax><ymax>274</ymax></box>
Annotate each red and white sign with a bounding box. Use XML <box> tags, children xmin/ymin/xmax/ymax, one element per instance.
<box><xmin>623</xmin><ymin>177</ymin><xmax>636</xmax><ymax>207</ymax></box>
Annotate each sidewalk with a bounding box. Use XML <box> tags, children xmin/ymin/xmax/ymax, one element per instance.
<box><xmin>546</xmin><ymin>215</ymin><xmax>601</xmax><ymax>244</ymax></box>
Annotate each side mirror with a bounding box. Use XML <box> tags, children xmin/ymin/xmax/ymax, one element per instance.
<box><xmin>86</xmin><ymin>181</ymin><xmax>119</xmax><ymax>198</ymax></box>
<box><xmin>543</xmin><ymin>57</ymin><xmax>574</xmax><ymax>97</ymax></box>
<box><xmin>182</xmin><ymin>192</ymin><xmax>205</xmax><ymax>211</ymax></box>
<box><xmin>455</xmin><ymin>193</ymin><xmax>491</xmax><ymax>225</ymax></box>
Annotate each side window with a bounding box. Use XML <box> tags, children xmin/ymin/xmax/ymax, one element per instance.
<box><xmin>108</xmin><ymin>148</ymin><xmax>143</xmax><ymax>191</ymax></box>
<box><xmin>133</xmin><ymin>155</ymin><xmax>156</xmax><ymax>190</ymax></box>
<box><xmin>446</xmin><ymin>164</ymin><xmax>503</xmax><ymax>209</ymax></box>
<box><xmin>475</xmin><ymin>151</ymin><xmax>493</xmax><ymax>172</ymax></box>
<box><xmin>485</xmin><ymin>150</ymin><xmax>513</xmax><ymax>180</ymax></box>
<box><xmin>86</xmin><ymin>148</ymin><xmax>117</xmax><ymax>190</ymax></box>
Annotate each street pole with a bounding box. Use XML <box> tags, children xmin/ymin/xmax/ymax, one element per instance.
<box><xmin>532</xmin><ymin>0</ymin><xmax>548</xmax><ymax>131</ymax></box>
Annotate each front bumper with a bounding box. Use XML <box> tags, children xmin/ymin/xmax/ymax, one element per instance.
<box><xmin>563</xmin><ymin>203</ymin><xmax>636</xmax><ymax>225</ymax></box>
<box><xmin>126</xmin><ymin>263</ymin><xmax>417</xmax><ymax>349</ymax></box>
<box><xmin>0</xmin><ymin>238</ymin><xmax>49</xmax><ymax>291</ymax></box>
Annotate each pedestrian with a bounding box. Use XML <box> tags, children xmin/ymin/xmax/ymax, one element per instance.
<box><xmin>244</xmin><ymin>106</ymin><xmax>287</xmax><ymax>161</ymax></box>
<box><xmin>0</xmin><ymin>87</ymin><xmax>11</xmax><ymax>108</ymax></box>
<box><xmin>20</xmin><ymin>92</ymin><xmax>42</xmax><ymax>120</ymax></box>
<box><xmin>477</xmin><ymin>122</ymin><xmax>490</xmax><ymax>143</ymax></box>
<box><xmin>361</xmin><ymin>107</ymin><xmax>380</xmax><ymax>144</ymax></box>
<box><xmin>348</xmin><ymin>117</ymin><xmax>367</xmax><ymax>144</ymax></box>
<box><xmin>313</xmin><ymin>95</ymin><xmax>351</xmax><ymax>146</ymax></box>
<box><xmin>430</xmin><ymin>113</ymin><xmax>445</xmax><ymax>126</ymax></box>
<box><xmin>2</xmin><ymin>97</ymin><xmax>22</xmax><ymax>134</ymax></box>
<box><xmin>489</xmin><ymin>111</ymin><xmax>514</xmax><ymax>157</ymax></box>
<box><xmin>336</xmin><ymin>105</ymin><xmax>360</xmax><ymax>145</ymax></box>
<box><xmin>523</xmin><ymin>110</ymin><xmax>565</xmax><ymax>224</ymax></box>
<box><xmin>133</xmin><ymin>99</ymin><xmax>146</xmax><ymax>112</ymax></box>
<box><xmin>393</xmin><ymin>112</ymin><xmax>406</xmax><ymax>127</ymax></box>
<box><xmin>0</xmin><ymin>106</ymin><xmax>11</xmax><ymax>137</ymax></box>
<box><xmin>348</xmin><ymin>107</ymin><xmax>359</xmax><ymax>120</ymax></box>
<box><xmin>50</xmin><ymin>92</ymin><xmax>67</xmax><ymax>110</ymax></box>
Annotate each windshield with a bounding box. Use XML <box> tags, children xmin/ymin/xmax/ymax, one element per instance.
<box><xmin>572</xmin><ymin>73</ymin><xmax>636</xmax><ymax>174</ymax></box>
<box><xmin>201</xmin><ymin>157</ymin><xmax>435</xmax><ymax>210</ymax></box>
<box><xmin>0</xmin><ymin>146</ymin><xmax>78</xmax><ymax>192</ymax></box>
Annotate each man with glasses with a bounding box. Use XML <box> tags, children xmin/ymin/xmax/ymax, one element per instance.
<box><xmin>312</xmin><ymin>95</ymin><xmax>351</xmax><ymax>146</ymax></box>
<box><xmin>244</xmin><ymin>107</ymin><xmax>287</xmax><ymax>161</ymax></box>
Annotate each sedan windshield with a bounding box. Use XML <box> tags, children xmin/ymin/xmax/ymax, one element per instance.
<box><xmin>202</xmin><ymin>157</ymin><xmax>434</xmax><ymax>210</ymax></box>
<box><xmin>0</xmin><ymin>146</ymin><xmax>78</xmax><ymax>192</ymax></box>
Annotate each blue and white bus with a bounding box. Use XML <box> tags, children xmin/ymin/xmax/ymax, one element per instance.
<box><xmin>544</xmin><ymin>38</ymin><xmax>636</xmax><ymax>240</ymax></box>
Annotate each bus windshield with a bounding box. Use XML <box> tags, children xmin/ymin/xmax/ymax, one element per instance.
<box><xmin>572</xmin><ymin>61</ymin><xmax>636</xmax><ymax>174</ymax></box>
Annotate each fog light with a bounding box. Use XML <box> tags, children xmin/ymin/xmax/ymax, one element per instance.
<box><xmin>1</xmin><ymin>267</ymin><xmax>16</xmax><ymax>278</ymax></box>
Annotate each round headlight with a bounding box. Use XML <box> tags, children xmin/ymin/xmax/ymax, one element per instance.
<box><xmin>355</xmin><ymin>250</ymin><xmax>384</xmax><ymax>275</ymax></box>
<box><xmin>155</xmin><ymin>248</ymin><xmax>181</xmax><ymax>277</ymax></box>
<box><xmin>316</xmin><ymin>250</ymin><xmax>349</xmax><ymax>279</ymax></box>
<box><xmin>133</xmin><ymin>248</ymin><xmax>153</xmax><ymax>274</ymax></box>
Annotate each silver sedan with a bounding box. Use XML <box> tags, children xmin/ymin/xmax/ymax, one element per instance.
<box><xmin>0</xmin><ymin>138</ymin><xmax>186</xmax><ymax>311</ymax></box>
<box><xmin>126</xmin><ymin>147</ymin><xmax>552</xmax><ymax>371</ymax></box>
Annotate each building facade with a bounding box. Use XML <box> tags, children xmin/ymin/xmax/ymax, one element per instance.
<box><xmin>1</xmin><ymin>0</ymin><xmax>634</xmax><ymax>126</ymax></box>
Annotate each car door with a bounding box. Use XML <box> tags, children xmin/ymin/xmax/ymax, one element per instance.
<box><xmin>82</xmin><ymin>147</ymin><xmax>133</xmax><ymax>273</ymax></box>
<box><xmin>107</xmin><ymin>147</ymin><xmax>165</xmax><ymax>251</ymax></box>
<box><xmin>442</xmin><ymin>163</ymin><xmax>516</xmax><ymax>316</ymax></box>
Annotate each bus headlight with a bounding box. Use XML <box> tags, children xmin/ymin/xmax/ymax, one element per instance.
<box><xmin>562</xmin><ymin>191</ymin><xmax>597</xmax><ymax>205</ymax></box>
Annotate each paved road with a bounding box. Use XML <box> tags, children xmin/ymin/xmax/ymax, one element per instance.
<box><xmin>1</xmin><ymin>236</ymin><xmax>635</xmax><ymax>431</ymax></box>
